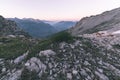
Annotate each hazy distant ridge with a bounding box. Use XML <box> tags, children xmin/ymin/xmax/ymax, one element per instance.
<box><xmin>9</xmin><ymin>18</ymin><xmax>76</xmax><ymax>38</ymax></box>
<box><xmin>9</xmin><ymin>18</ymin><xmax>57</xmax><ymax>38</ymax></box>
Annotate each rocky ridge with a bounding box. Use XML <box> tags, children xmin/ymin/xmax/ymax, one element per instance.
<box><xmin>0</xmin><ymin>32</ymin><xmax>120</xmax><ymax>80</ymax></box>
<box><xmin>70</xmin><ymin>7</ymin><xmax>120</xmax><ymax>36</ymax></box>
<box><xmin>0</xmin><ymin>16</ymin><xmax>29</xmax><ymax>37</ymax></box>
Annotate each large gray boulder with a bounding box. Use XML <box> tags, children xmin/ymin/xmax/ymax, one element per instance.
<box><xmin>25</xmin><ymin>57</ymin><xmax>46</xmax><ymax>77</ymax></box>
<box><xmin>39</xmin><ymin>49</ymin><xmax>56</xmax><ymax>57</ymax></box>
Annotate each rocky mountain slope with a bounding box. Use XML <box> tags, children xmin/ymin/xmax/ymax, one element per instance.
<box><xmin>70</xmin><ymin>7</ymin><xmax>120</xmax><ymax>36</ymax></box>
<box><xmin>0</xmin><ymin>32</ymin><xmax>120</xmax><ymax>80</ymax></box>
<box><xmin>0</xmin><ymin>16</ymin><xmax>29</xmax><ymax>37</ymax></box>
<box><xmin>9</xmin><ymin>18</ymin><xmax>57</xmax><ymax>38</ymax></box>
<box><xmin>1</xmin><ymin>7</ymin><xmax>120</xmax><ymax>80</ymax></box>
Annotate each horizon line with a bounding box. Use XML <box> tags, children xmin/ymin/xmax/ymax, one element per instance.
<box><xmin>6</xmin><ymin>16</ymin><xmax>79</xmax><ymax>21</ymax></box>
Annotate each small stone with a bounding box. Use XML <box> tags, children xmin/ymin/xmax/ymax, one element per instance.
<box><xmin>67</xmin><ymin>73</ymin><xmax>72</xmax><ymax>79</ymax></box>
<box><xmin>63</xmin><ymin>49</ymin><xmax>66</xmax><ymax>52</ymax></box>
<box><xmin>39</xmin><ymin>50</ymin><xmax>56</xmax><ymax>57</ymax></box>
<box><xmin>70</xmin><ymin>44</ymin><xmax>75</xmax><ymax>49</ymax></box>
<box><xmin>14</xmin><ymin>51</ymin><xmax>29</xmax><ymax>64</ymax></box>
<box><xmin>59</xmin><ymin>42</ymin><xmax>66</xmax><ymax>49</ymax></box>
<box><xmin>97</xmin><ymin>68</ymin><xmax>103</xmax><ymax>73</ymax></box>
<box><xmin>80</xmin><ymin>69</ymin><xmax>87</xmax><ymax>76</ymax></box>
<box><xmin>84</xmin><ymin>61</ymin><xmax>91</xmax><ymax>66</ymax></box>
<box><xmin>72</xmin><ymin>70</ymin><xmax>78</xmax><ymax>75</ymax></box>
<box><xmin>25</xmin><ymin>62</ymin><xmax>30</xmax><ymax>66</ymax></box>
<box><xmin>2</xmin><ymin>68</ymin><xmax>6</xmax><ymax>72</ymax></box>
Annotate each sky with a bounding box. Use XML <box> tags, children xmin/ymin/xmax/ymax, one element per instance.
<box><xmin>0</xmin><ymin>0</ymin><xmax>120</xmax><ymax>21</ymax></box>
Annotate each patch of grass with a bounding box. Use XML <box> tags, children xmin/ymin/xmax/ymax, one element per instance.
<box><xmin>0</xmin><ymin>31</ymin><xmax>73</xmax><ymax>59</ymax></box>
<box><xmin>28</xmin><ymin>39</ymin><xmax>51</xmax><ymax>59</ymax></box>
<box><xmin>0</xmin><ymin>37</ymin><xmax>30</xmax><ymax>59</ymax></box>
<box><xmin>50</xmin><ymin>31</ymin><xmax>73</xmax><ymax>43</ymax></box>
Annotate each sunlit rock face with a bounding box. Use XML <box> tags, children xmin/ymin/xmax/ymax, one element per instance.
<box><xmin>70</xmin><ymin>7</ymin><xmax>120</xmax><ymax>36</ymax></box>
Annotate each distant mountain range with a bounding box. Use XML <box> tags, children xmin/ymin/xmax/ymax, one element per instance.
<box><xmin>8</xmin><ymin>18</ymin><xmax>57</xmax><ymax>38</ymax></box>
<box><xmin>53</xmin><ymin>21</ymin><xmax>76</xmax><ymax>32</ymax></box>
<box><xmin>42</xmin><ymin>20</ymin><xmax>58</xmax><ymax>25</ymax></box>
<box><xmin>8</xmin><ymin>18</ymin><xmax>76</xmax><ymax>38</ymax></box>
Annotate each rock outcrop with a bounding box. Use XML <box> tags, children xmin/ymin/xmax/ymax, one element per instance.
<box><xmin>0</xmin><ymin>34</ymin><xmax>120</xmax><ymax>80</ymax></box>
<box><xmin>0</xmin><ymin>15</ymin><xmax>29</xmax><ymax>37</ymax></box>
<box><xmin>70</xmin><ymin>7</ymin><xmax>120</xmax><ymax>36</ymax></box>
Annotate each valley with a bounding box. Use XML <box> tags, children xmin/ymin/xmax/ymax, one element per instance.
<box><xmin>0</xmin><ymin>7</ymin><xmax>120</xmax><ymax>80</ymax></box>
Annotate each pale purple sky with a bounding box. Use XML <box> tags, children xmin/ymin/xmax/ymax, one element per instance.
<box><xmin>0</xmin><ymin>0</ymin><xmax>120</xmax><ymax>21</ymax></box>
